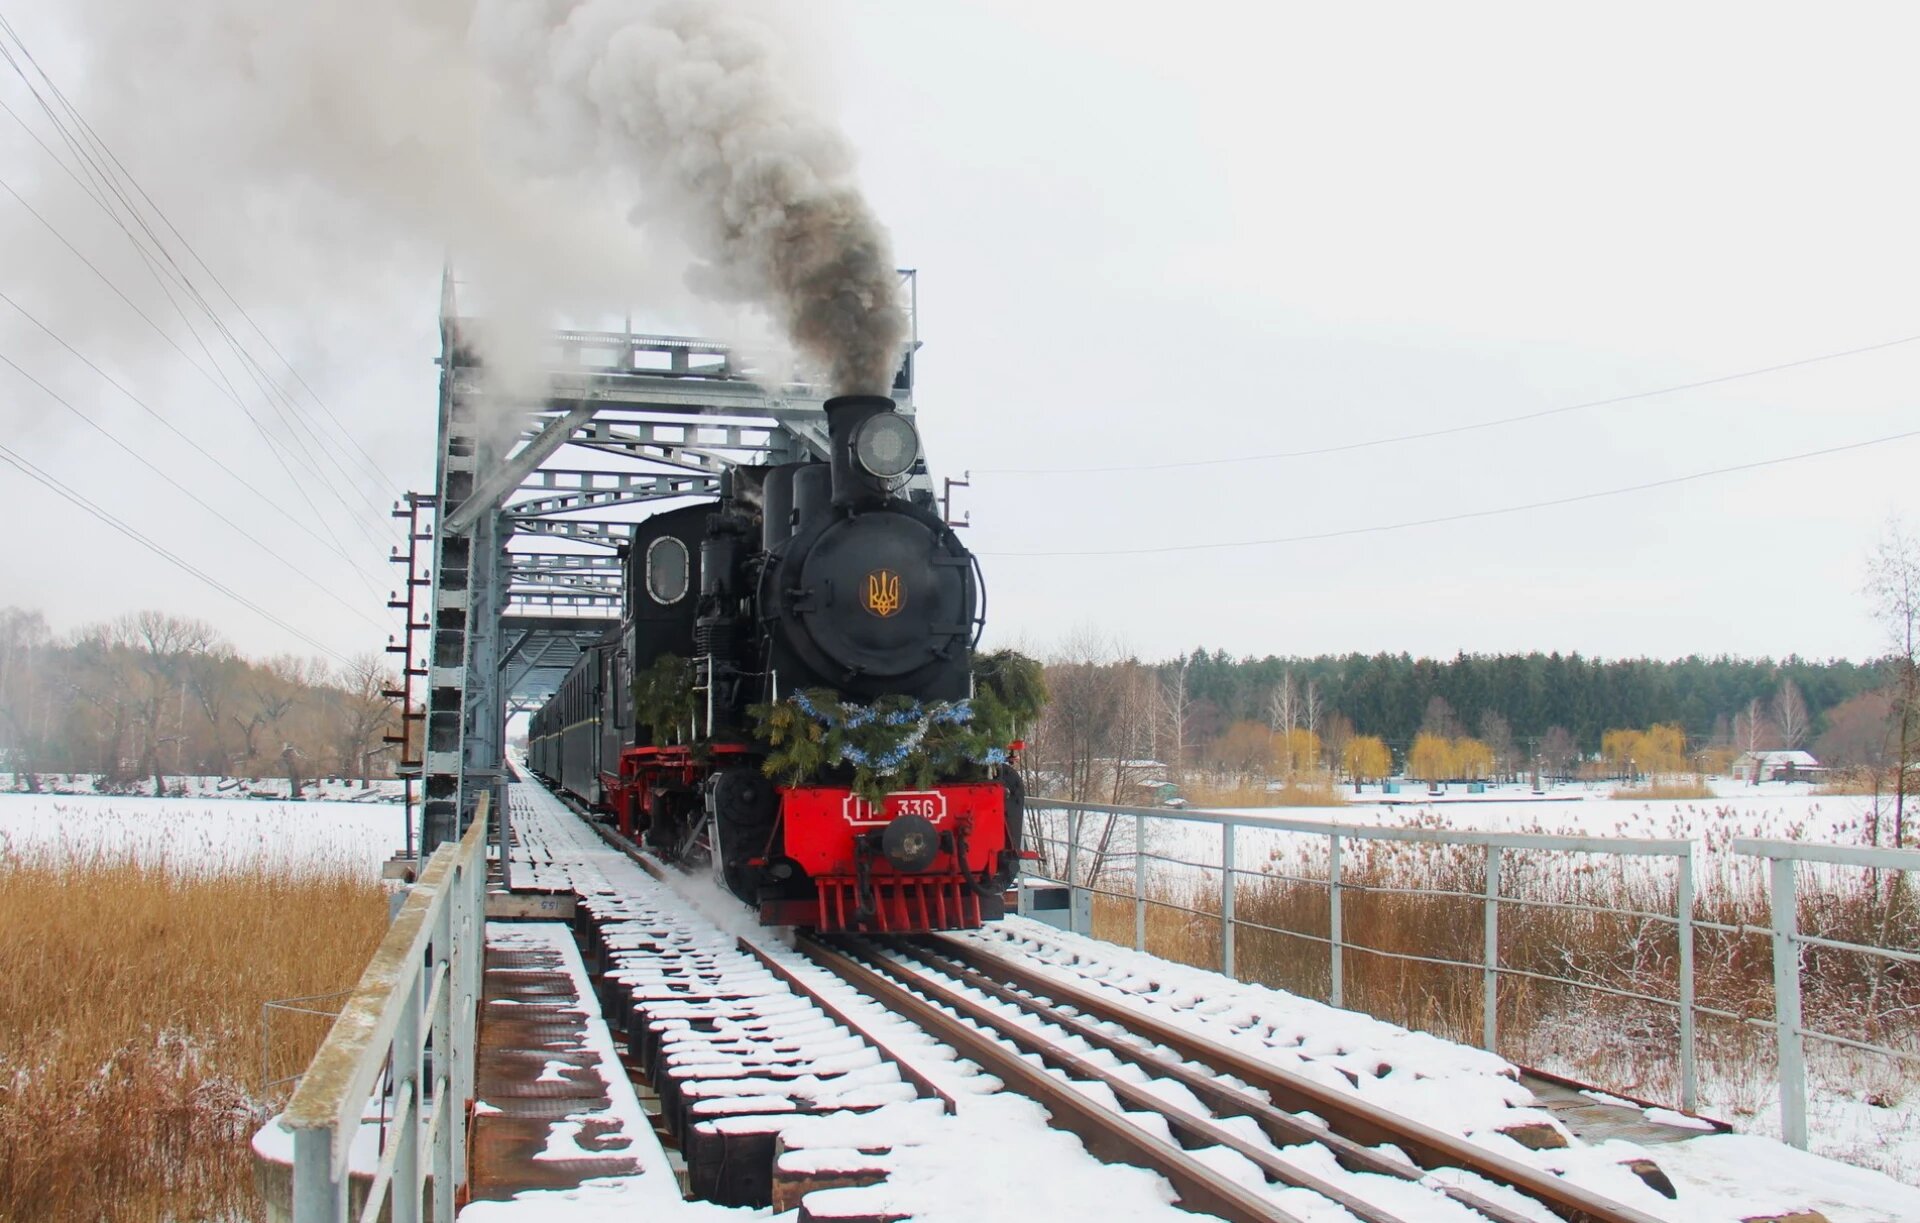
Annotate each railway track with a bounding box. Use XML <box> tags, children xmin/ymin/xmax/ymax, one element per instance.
<box><xmin>563</xmin><ymin>798</ymin><xmax>1685</xmax><ymax>1221</ymax></box>
<box><xmin>793</xmin><ymin>930</ymin><xmax>1671</xmax><ymax>1223</ymax></box>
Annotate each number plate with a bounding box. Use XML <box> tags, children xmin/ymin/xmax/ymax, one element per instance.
<box><xmin>842</xmin><ymin>790</ymin><xmax>949</xmax><ymax>828</ymax></box>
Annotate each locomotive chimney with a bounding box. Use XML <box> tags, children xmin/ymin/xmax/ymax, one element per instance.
<box><xmin>823</xmin><ymin>394</ymin><xmax>918</xmax><ymax>508</ymax></box>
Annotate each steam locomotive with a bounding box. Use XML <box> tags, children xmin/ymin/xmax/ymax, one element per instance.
<box><xmin>527</xmin><ymin>394</ymin><xmax>1025</xmax><ymax>931</ymax></box>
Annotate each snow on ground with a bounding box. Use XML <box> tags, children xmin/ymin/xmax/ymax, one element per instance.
<box><xmin>492</xmin><ymin>778</ymin><xmax>1920</xmax><ymax>1222</ymax></box>
<box><xmin>1212</xmin><ymin>782</ymin><xmax>1875</xmax><ymax>853</ymax></box>
<box><xmin>1</xmin><ymin>773</ymin><xmax>405</xmax><ymax>802</ymax></box>
<box><xmin>1102</xmin><ymin>782</ymin><xmax>1891</xmax><ymax>905</ymax></box>
<box><xmin>0</xmin><ymin>792</ymin><xmax>402</xmax><ymax>875</ymax></box>
<box><xmin>975</xmin><ymin>917</ymin><xmax>1920</xmax><ymax>1223</ymax></box>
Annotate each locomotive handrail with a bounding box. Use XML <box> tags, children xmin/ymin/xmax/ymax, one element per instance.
<box><xmin>279</xmin><ymin>796</ymin><xmax>490</xmax><ymax>1223</ymax></box>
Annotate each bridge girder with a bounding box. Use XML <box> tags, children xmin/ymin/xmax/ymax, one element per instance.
<box><xmin>417</xmin><ymin>270</ymin><xmax>922</xmax><ymax>851</ymax></box>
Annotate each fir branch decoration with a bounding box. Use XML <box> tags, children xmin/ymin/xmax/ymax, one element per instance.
<box><xmin>972</xmin><ymin>649</ymin><xmax>1047</xmax><ymax>730</ymax></box>
<box><xmin>632</xmin><ymin>653</ymin><xmax>697</xmax><ymax>747</ymax></box>
<box><xmin>750</xmin><ymin>685</ymin><xmax>1025</xmax><ymax>804</ymax></box>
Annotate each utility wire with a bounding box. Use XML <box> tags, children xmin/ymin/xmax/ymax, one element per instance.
<box><xmin>985</xmin><ymin>427</ymin><xmax>1920</xmax><ymax>557</ymax></box>
<box><xmin>0</xmin><ymin>14</ymin><xmax>402</xmax><ymax>502</ymax></box>
<box><xmin>0</xmin><ymin>169</ymin><xmax>378</xmax><ymax>567</ymax></box>
<box><xmin>977</xmin><ymin>332</ymin><xmax>1920</xmax><ymax>475</ymax></box>
<box><xmin>0</xmin><ymin>443</ymin><xmax>352</xmax><ymax>665</ymax></box>
<box><xmin>0</xmin><ymin>349</ymin><xmax>388</xmax><ymax>628</ymax></box>
<box><xmin>0</xmin><ymin>35</ymin><xmax>400</xmax><ymax>542</ymax></box>
<box><xmin>0</xmin><ymin>288</ymin><xmax>385</xmax><ymax>590</ymax></box>
<box><xmin>26</xmin><ymin>67</ymin><xmax>405</xmax><ymax>490</ymax></box>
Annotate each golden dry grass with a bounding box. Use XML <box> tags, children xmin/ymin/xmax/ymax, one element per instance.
<box><xmin>1610</xmin><ymin>778</ymin><xmax>1717</xmax><ymax>800</ymax></box>
<box><xmin>0</xmin><ymin>847</ymin><xmax>389</xmax><ymax>1223</ymax></box>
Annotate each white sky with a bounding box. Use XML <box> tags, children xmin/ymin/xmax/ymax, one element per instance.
<box><xmin>2</xmin><ymin>0</ymin><xmax>1916</xmax><ymax>665</ymax></box>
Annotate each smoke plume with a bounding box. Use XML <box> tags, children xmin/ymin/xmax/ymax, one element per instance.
<box><xmin>34</xmin><ymin>0</ymin><xmax>905</xmax><ymax>394</ymax></box>
<box><xmin>554</xmin><ymin>2</ymin><xmax>907</xmax><ymax>393</ymax></box>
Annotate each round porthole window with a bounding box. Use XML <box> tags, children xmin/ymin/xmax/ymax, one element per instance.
<box><xmin>645</xmin><ymin>536</ymin><xmax>689</xmax><ymax>605</ymax></box>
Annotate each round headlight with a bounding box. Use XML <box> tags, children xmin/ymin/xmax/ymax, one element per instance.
<box><xmin>852</xmin><ymin>412</ymin><xmax>919</xmax><ymax>480</ymax></box>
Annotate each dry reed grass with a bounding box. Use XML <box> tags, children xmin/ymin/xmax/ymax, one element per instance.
<box><xmin>0</xmin><ymin>846</ymin><xmax>388</xmax><ymax>1223</ymax></box>
<box><xmin>1610</xmin><ymin>778</ymin><xmax>1716</xmax><ymax>800</ymax></box>
<box><xmin>1089</xmin><ymin>839</ymin><xmax>1920</xmax><ymax>1116</ymax></box>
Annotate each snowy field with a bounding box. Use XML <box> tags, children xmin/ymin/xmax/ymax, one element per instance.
<box><xmin>1230</xmin><ymin>778</ymin><xmax>1872</xmax><ymax>841</ymax></box>
<box><xmin>0</xmin><ymin>792</ymin><xmax>402</xmax><ymax>875</ymax></box>
<box><xmin>1073</xmin><ymin>783</ymin><xmax>1893</xmax><ymax>881</ymax></box>
<box><xmin>0</xmin><ymin>773</ymin><xmax>404</xmax><ymax>803</ymax></box>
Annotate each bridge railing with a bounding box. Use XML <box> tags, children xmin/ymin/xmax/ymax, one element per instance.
<box><xmin>281</xmin><ymin>796</ymin><xmax>490</xmax><ymax>1222</ymax></box>
<box><xmin>1024</xmin><ymin>798</ymin><xmax>1920</xmax><ymax>1149</ymax></box>
<box><xmin>1733</xmin><ymin>836</ymin><xmax>1920</xmax><ymax>1150</ymax></box>
<box><xmin>1024</xmin><ymin>797</ymin><xmax>1706</xmax><ymax>1110</ymax></box>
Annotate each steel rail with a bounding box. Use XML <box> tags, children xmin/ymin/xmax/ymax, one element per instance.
<box><xmin>868</xmin><ymin>936</ymin><xmax>1538</xmax><ymax>1223</ymax></box>
<box><xmin>734</xmin><ymin>935</ymin><xmax>957</xmax><ymax>1115</ymax></box>
<box><xmin>792</xmin><ymin>933</ymin><xmax>1310</xmax><ymax>1223</ymax></box>
<box><xmin>922</xmin><ymin>935</ymin><xmax>1669</xmax><ymax>1223</ymax></box>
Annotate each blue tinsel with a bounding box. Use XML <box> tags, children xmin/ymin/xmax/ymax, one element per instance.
<box><xmin>782</xmin><ymin>692</ymin><xmax>1003</xmax><ymax>775</ymax></box>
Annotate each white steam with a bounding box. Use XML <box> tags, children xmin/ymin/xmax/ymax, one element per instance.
<box><xmin>42</xmin><ymin>0</ymin><xmax>904</xmax><ymax>393</ymax></box>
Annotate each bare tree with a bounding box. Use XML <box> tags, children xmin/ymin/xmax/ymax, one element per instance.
<box><xmin>1159</xmin><ymin>657</ymin><xmax>1193</xmax><ymax>784</ymax></box>
<box><xmin>0</xmin><ymin>608</ymin><xmax>50</xmax><ymax>791</ymax></box>
<box><xmin>1773</xmin><ymin>679</ymin><xmax>1810</xmax><ymax>751</ymax></box>
<box><xmin>1266</xmin><ymin>671</ymin><xmax>1297</xmax><ymax>735</ymax></box>
<box><xmin>113</xmin><ymin>612</ymin><xmax>217</xmax><ymax>794</ymax></box>
<box><xmin>1479</xmin><ymin>710</ymin><xmax>1516</xmax><ymax>782</ymax></box>
<box><xmin>1868</xmin><ymin>522</ymin><xmax>1920</xmax><ymax>849</ymax></box>
<box><xmin>1420</xmin><ymin>695</ymin><xmax>1461</xmax><ymax>740</ymax></box>
<box><xmin>1732</xmin><ymin>697</ymin><xmax>1775</xmax><ymax>779</ymax></box>
<box><xmin>330</xmin><ymin>653</ymin><xmax>400</xmax><ymax>784</ymax></box>
<box><xmin>66</xmin><ymin>626</ymin><xmax>135</xmax><ymax>783</ymax></box>
<box><xmin>1303</xmin><ymin>679</ymin><xmax>1320</xmax><ymax>739</ymax></box>
<box><xmin>1028</xmin><ymin>628</ymin><xmax>1157</xmax><ymax>885</ymax></box>
<box><xmin>1540</xmin><ymin>725</ymin><xmax>1577</xmax><ymax>781</ymax></box>
<box><xmin>185</xmin><ymin>647</ymin><xmax>246</xmax><ymax>773</ymax></box>
<box><xmin>231</xmin><ymin>669</ymin><xmax>298</xmax><ymax>772</ymax></box>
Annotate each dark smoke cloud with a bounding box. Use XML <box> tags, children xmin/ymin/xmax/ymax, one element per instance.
<box><xmin>570</xmin><ymin>2</ymin><xmax>907</xmax><ymax>393</ymax></box>
<box><xmin>29</xmin><ymin>0</ymin><xmax>905</xmax><ymax>394</ymax></box>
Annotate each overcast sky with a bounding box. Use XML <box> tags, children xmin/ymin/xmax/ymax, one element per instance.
<box><xmin>3</xmin><ymin>0</ymin><xmax>1916</xmax><ymax>666</ymax></box>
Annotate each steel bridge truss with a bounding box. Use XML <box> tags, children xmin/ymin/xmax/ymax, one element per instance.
<box><xmin>415</xmin><ymin>270</ymin><xmax>921</xmax><ymax>851</ymax></box>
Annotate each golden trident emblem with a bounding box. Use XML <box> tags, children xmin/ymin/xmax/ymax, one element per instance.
<box><xmin>863</xmin><ymin>569</ymin><xmax>903</xmax><ymax>618</ymax></box>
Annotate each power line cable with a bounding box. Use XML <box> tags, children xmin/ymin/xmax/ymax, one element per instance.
<box><xmin>0</xmin><ymin>36</ymin><xmax>400</xmax><ymax>542</ymax></box>
<box><xmin>985</xmin><ymin>427</ymin><xmax>1920</xmax><ymax>557</ymax></box>
<box><xmin>0</xmin><ymin>288</ymin><xmax>386</xmax><ymax>589</ymax></box>
<box><xmin>0</xmin><ymin>169</ymin><xmax>379</xmax><ymax>565</ymax></box>
<box><xmin>0</xmin><ymin>442</ymin><xmax>352</xmax><ymax>664</ymax></box>
<box><xmin>0</xmin><ymin>349</ymin><xmax>389</xmax><ymax>627</ymax></box>
<box><xmin>977</xmin><ymin>332</ymin><xmax>1920</xmax><ymax>475</ymax></box>
<box><xmin>0</xmin><ymin>14</ymin><xmax>403</xmax><ymax>501</ymax></box>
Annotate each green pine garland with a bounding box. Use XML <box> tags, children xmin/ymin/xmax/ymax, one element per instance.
<box><xmin>632</xmin><ymin>653</ymin><xmax>697</xmax><ymax>747</ymax></box>
<box><xmin>749</xmin><ymin>650</ymin><xmax>1046</xmax><ymax>804</ymax></box>
<box><xmin>972</xmin><ymin>649</ymin><xmax>1047</xmax><ymax>733</ymax></box>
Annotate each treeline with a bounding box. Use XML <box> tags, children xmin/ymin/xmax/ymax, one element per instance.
<box><xmin>1026</xmin><ymin>632</ymin><xmax>1912</xmax><ymax>807</ymax></box>
<box><xmin>0</xmin><ymin>607</ymin><xmax>400</xmax><ymax>793</ymax></box>
<box><xmin>1168</xmin><ymin>649</ymin><xmax>1883</xmax><ymax>756</ymax></box>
